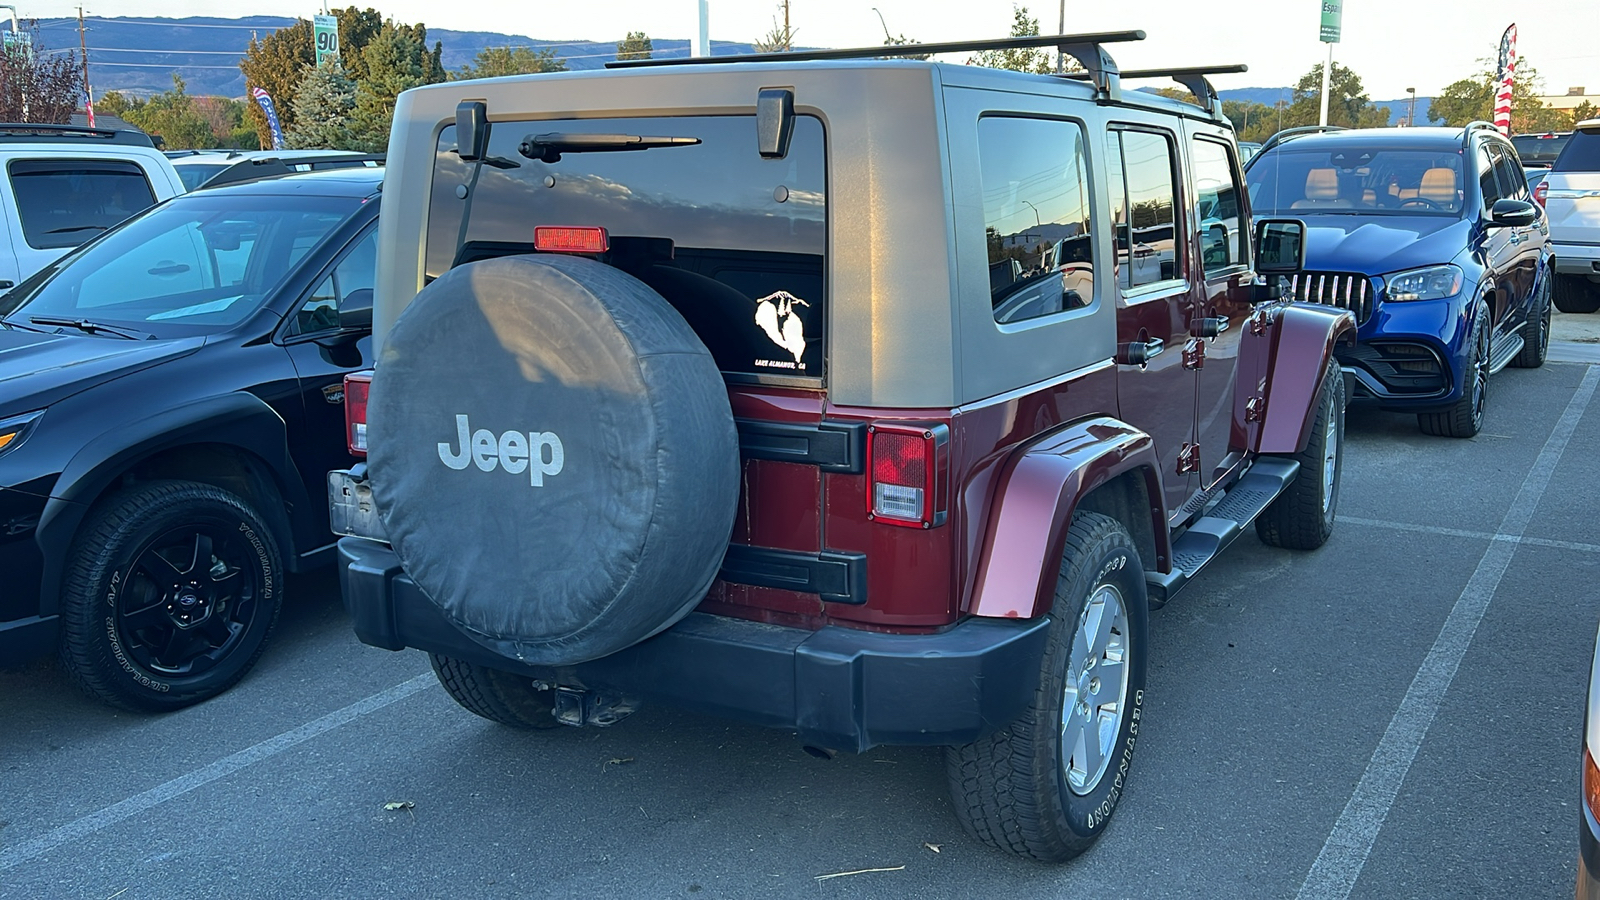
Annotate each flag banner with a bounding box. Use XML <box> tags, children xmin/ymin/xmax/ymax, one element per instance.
<box><xmin>85</xmin><ymin>95</ymin><xmax>95</xmax><ymax>128</ymax></box>
<box><xmin>250</xmin><ymin>86</ymin><xmax>286</xmax><ymax>150</ymax></box>
<box><xmin>1493</xmin><ymin>23</ymin><xmax>1518</xmax><ymax>136</ymax></box>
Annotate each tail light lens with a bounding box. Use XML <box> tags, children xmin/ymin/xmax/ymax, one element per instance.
<box><xmin>1587</xmin><ymin>744</ymin><xmax>1600</xmax><ymax>824</ymax></box>
<box><xmin>1534</xmin><ymin>179</ymin><xmax>1548</xmax><ymax>208</ymax></box>
<box><xmin>345</xmin><ymin>371</ymin><xmax>372</xmax><ymax>457</ymax></box>
<box><xmin>867</xmin><ymin>423</ymin><xmax>948</xmax><ymax>528</ymax></box>
<box><xmin>534</xmin><ymin>225</ymin><xmax>609</xmax><ymax>254</ymax></box>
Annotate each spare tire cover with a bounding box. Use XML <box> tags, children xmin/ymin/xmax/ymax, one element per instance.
<box><xmin>368</xmin><ymin>254</ymin><xmax>739</xmax><ymax>666</ymax></box>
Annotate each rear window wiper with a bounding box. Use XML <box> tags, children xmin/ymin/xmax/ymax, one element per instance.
<box><xmin>519</xmin><ymin>133</ymin><xmax>701</xmax><ymax>163</ymax></box>
<box><xmin>29</xmin><ymin>315</ymin><xmax>149</xmax><ymax>340</ymax></box>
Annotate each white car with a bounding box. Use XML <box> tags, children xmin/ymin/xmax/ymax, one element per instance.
<box><xmin>1547</xmin><ymin>119</ymin><xmax>1600</xmax><ymax>313</ymax></box>
<box><xmin>0</xmin><ymin>124</ymin><xmax>184</xmax><ymax>291</ymax></box>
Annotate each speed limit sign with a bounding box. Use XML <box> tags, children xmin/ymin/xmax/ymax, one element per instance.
<box><xmin>313</xmin><ymin>14</ymin><xmax>340</xmax><ymax>65</ymax></box>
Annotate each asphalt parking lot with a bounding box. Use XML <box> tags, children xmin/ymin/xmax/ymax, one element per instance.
<box><xmin>4</xmin><ymin>349</ymin><xmax>1600</xmax><ymax>900</ymax></box>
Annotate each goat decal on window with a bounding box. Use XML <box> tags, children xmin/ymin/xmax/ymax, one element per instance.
<box><xmin>753</xmin><ymin>290</ymin><xmax>809</xmax><ymax>371</ymax></box>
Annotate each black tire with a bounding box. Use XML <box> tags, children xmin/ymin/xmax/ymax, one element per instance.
<box><xmin>1553</xmin><ymin>273</ymin><xmax>1600</xmax><ymax>314</ymax></box>
<box><xmin>1256</xmin><ymin>361</ymin><xmax>1344</xmax><ymax>551</ymax></box>
<box><xmin>945</xmin><ymin>512</ymin><xmax>1149</xmax><ymax>862</ymax></box>
<box><xmin>1418</xmin><ymin>304</ymin><xmax>1489</xmax><ymax>438</ymax></box>
<box><xmin>429</xmin><ymin>654</ymin><xmax>561</xmax><ymax>729</ymax></box>
<box><xmin>1512</xmin><ymin>269</ymin><xmax>1551</xmax><ymax>368</ymax></box>
<box><xmin>58</xmin><ymin>480</ymin><xmax>283</xmax><ymax>711</ymax></box>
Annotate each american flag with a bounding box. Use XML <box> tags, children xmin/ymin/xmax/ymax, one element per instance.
<box><xmin>1493</xmin><ymin>24</ymin><xmax>1518</xmax><ymax>136</ymax></box>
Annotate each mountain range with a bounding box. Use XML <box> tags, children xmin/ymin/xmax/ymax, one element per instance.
<box><xmin>29</xmin><ymin>15</ymin><xmax>1429</xmax><ymax>125</ymax></box>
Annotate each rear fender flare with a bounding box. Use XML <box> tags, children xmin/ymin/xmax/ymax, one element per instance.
<box><xmin>1255</xmin><ymin>303</ymin><xmax>1356</xmax><ymax>455</ymax></box>
<box><xmin>969</xmin><ymin>417</ymin><xmax>1167</xmax><ymax>620</ymax></box>
<box><xmin>35</xmin><ymin>392</ymin><xmax>307</xmax><ymax>616</ymax></box>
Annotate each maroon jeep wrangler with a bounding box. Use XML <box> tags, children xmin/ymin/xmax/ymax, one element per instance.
<box><xmin>330</xmin><ymin>33</ymin><xmax>1354</xmax><ymax>862</ymax></box>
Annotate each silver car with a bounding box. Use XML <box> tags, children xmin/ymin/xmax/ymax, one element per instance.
<box><xmin>1547</xmin><ymin>119</ymin><xmax>1600</xmax><ymax>313</ymax></box>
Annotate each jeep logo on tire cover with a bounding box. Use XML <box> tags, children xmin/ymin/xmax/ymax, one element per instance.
<box><xmin>437</xmin><ymin>414</ymin><xmax>565</xmax><ymax>486</ymax></box>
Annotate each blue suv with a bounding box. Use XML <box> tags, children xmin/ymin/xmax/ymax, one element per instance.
<box><xmin>1246</xmin><ymin>124</ymin><xmax>1551</xmax><ymax>437</ymax></box>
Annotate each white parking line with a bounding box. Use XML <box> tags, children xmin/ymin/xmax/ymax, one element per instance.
<box><xmin>0</xmin><ymin>672</ymin><xmax>437</xmax><ymax>872</ymax></box>
<box><xmin>1338</xmin><ymin>515</ymin><xmax>1600</xmax><ymax>554</ymax></box>
<box><xmin>1298</xmin><ymin>364</ymin><xmax>1600</xmax><ymax>899</ymax></box>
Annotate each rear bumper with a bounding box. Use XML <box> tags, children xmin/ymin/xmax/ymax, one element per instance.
<box><xmin>340</xmin><ymin>537</ymin><xmax>1050</xmax><ymax>752</ymax></box>
<box><xmin>1554</xmin><ymin>242</ymin><xmax>1600</xmax><ymax>276</ymax></box>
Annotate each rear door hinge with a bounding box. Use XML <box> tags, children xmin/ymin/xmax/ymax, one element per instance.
<box><xmin>1183</xmin><ymin>338</ymin><xmax>1206</xmax><ymax>369</ymax></box>
<box><xmin>1177</xmin><ymin>443</ymin><xmax>1201</xmax><ymax>475</ymax></box>
<box><xmin>1245</xmin><ymin>395</ymin><xmax>1265</xmax><ymax>422</ymax></box>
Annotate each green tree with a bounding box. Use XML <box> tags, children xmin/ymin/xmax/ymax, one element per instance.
<box><xmin>346</xmin><ymin>24</ymin><xmax>446</xmax><ymax>152</ymax></box>
<box><xmin>0</xmin><ymin>24</ymin><xmax>83</xmax><ymax>123</ymax></box>
<box><xmin>972</xmin><ymin>5</ymin><xmax>1051</xmax><ymax>75</ymax></box>
<box><xmin>116</xmin><ymin>75</ymin><xmax>219</xmax><ymax>150</ymax></box>
<box><xmin>287</xmin><ymin>59</ymin><xmax>359</xmax><ymax>149</ymax></box>
<box><xmin>1222</xmin><ymin>99</ymin><xmax>1279</xmax><ymax>143</ymax></box>
<box><xmin>753</xmin><ymin>3</ymin><xmax>797</xmax><ymax>53</ymax></box>
<box><xmin>1428</xmin><ymin>55</ymin><xmax>1567</xmax><ymax>133</ymax></box>
<box><xmin>95</xmin><ymin>90</ymin><xmax>131</xmax><ymax>120</ymax></box>
<box><xmin>616</xmin><ymin>31</ymin><xmax>652</xmax><ymax>61</ymax></box>
<box><xmin>456</xmin><ymin>45</ymin><xmax>566</xmax><ymax>80</ymax></box>
<box><xmin>1573</xmin><ymin>101</ymin><xmax>1598</xmax><ymax>125</ymax></box>
<box><xmin>1285</xmin><ymin>62</ymin><xmax>1391</xmax><ymax>130</ymax></box>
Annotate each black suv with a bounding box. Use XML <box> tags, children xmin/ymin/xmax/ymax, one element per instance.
<box><xmin>0</xmin><ymin>168</ymin><xmax>378</xmax><ymax>709</ymax></box>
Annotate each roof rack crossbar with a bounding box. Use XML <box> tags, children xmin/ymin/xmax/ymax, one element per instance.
<box><xmin>1257</xmin><ymin>124</ymin><xmax>1348</xmax><ymax>155</ymax></box>
<box><xmin>1063</xmin><ymin>64</ymin><xmax>1247</xmax><ymax>119</ymax></box>
<box><xmin>0</xmin><ymin>123</ymin><xmax>154</xmax><ymax>148</ymax></box>
<box><xmin>606</xmin><ymin>31</ymin><xmax>1144</xmax><ymax>101</ymax></box>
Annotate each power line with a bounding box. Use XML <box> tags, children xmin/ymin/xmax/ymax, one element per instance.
<box><xmin>86</xmin><ymin>61</ymin><xmax>245</xmax><ymax>69</ymax></box>
<box><xmin>84</xmin><ymin>47</ymin><xmax>248</xmax><ymax>54</ymax></box>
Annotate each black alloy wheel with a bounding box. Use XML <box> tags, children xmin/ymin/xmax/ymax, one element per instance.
<box><xmin>59</xmin><ymin>480</ymin><xmax>283</xmax><ymax>711</ymax></box>
<box><xmin>1418</xmin><ymin>305</ymin><xmax>1489</xmax><ymax>438</ymax></box>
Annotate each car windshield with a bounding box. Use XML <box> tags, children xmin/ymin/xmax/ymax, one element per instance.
<box><xmin>0</xmin><ymin>193</ymin><xmax>359</xmax><ymax>335</ymax></box>
<box><xmin>1247</xmin><ymin>146</ymin><xmax>1466</xmax><ymax>216</ymax></box>
<box><xmin>174</xmin><ymin>162</ymin><xmax>231</xmax><ymax>191</ymax></box>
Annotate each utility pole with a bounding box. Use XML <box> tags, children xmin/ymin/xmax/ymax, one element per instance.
<box><xmin>783</xmin><ymin>0</ymin><xmax>791</xmax><ymax>51</ymax></box>
<box><xmin>1056</xmin><ymin>0</ymin><xmax>1065</xmax><ymax>73</ymax></box>
<box><xmin>76</xmin><ymin>7</ymin><xmax>92</xmax><ymax>113</ymax></box>
<box><xmin>692</xmin><ymin>0</ymin><xmax>708</xmax><ymax>57</ymax></box>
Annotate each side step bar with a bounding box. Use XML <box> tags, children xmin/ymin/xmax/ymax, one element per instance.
<box><xmin>1145</xmin><ymin>457</ymin><xmax>1300</xmax><ymax>607</ymax></box>
<box><xmin>1488</xmin><ymin>330</ymin><xmax>1525</xmax><ymax>375</ymax></box>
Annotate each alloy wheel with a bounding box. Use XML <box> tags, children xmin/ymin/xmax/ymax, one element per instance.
<box><xmin>1062</xmin><ymin>583</ymin><xmax>1130</xmax><ymax>795</ymax></box>
<box><xmin>114</xmin><ymin>524</ymin><xmax>264</xmax><ymax>677</ymax></box>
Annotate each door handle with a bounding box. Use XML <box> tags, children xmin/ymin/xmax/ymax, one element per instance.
<box><xmin>1193</xmin><ymin>316</ymin><xmax>1230</xmax><ymax>338</ymax></box>
<box><xmin>0</xmin><ymin>281</ymin><xmax>12</xmax><ymax>290</ymax></box>
<box><xmin>1120</xmin><ymin>337</ymin><xmax>1165</xmax><ymax>367</ymax></box>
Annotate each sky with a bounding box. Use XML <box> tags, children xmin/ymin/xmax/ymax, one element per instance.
<box><xmin>10</xmin><ymin>0</ymin><xmax>1600</xmax><ymax>100</ymax></box>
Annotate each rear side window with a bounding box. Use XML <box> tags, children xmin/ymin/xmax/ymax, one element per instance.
<box><xmin>976</xmin><ymin>116</ymin><xmax>1095</xmax><ymax>325</ymax></box>
<box><xmin>1107</xmin><ymin>129</ymin><xmax>1183</xmax><ymax>292</ymax></box>
<box><xmin>1190</xmin><ymin>138</ymin><xmax>1247</xmax><ymax>274</ymax></box>
<box><xmin>427</xmin><ymin>115</ymin><xmax>826</xmax><ymax>380</ymax></box>
<box><xmin>7</xmin><ymin>159</ymin><xmax>157</xmax><ymax>250</ymax></box>
<box><xmin>1488</xmin><ymin>143</ymin><xmax>1528</xmax><ymax>201</ymax></box>
<box><xmin>1554</xmin><ymin>130</ymin><xmax>1600</xmax><ymax>172</ymax></box>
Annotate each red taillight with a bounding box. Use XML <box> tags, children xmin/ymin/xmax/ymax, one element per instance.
<box><xmin>866</xmin><ymin>423</ymin><xmax>947</xmax><ymax>528</ymax></box>
<box><xmin>1534</xmin><ymin>179</ymin><xmax>1549</xmax><ymax>208</ymax></box>
<box><xmin>534</xmin><ymin>225</ymin><xmax>609</xmax><ymax>254</ymax></box>
<box><xmin>345</xmin><ymin>371</ymin><xmax>372</xmax><ymax>457</ymax></box>
<box><xmin>1586</xmin><ymin>744</ymin><xmax>1600</xmax><ymax>823</ymax></box>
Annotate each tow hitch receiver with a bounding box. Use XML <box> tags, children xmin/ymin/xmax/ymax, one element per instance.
<box><xmin>552</xmin><ymin>686</ymin><xmax>642</xmax><ymax>727</ymax></box>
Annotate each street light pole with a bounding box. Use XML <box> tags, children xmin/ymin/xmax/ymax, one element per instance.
<box><xmin>693</xmin><ymin>0</ymin><xmax>709</xmax><ymax>57</ymax></box>
<box><xmin>0</xmin><ymin>5</ymin><xmax>18</xmax><ymax>36</ymax></box>
<box><xmin>1056</xmin><ymin>0</ymin><xmax>1065</xmax><ymax>73</ymax></box>
<box><xmin>1407</xmin><ymin>87</ymin><xmax>1417</xmax><ymax>127</ymax></box>
<box><xmin>871</xmin><ymin>7</ymin><xmax>891</xmax><ymax>42</ymax></box>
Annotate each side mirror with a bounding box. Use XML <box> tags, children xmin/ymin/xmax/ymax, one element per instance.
<box><xmin>1490</xmin><ymin>198</ymin><xmax>1537</xmax><ymax>228</ymax></box>
<box><xmin>1255</xmin><ymin>219</ymin><xmax>1306</xmax><ymax>275</ymax></box>
<box><xmin>339</xmin><ymin>289</ymin><xmax>374</xmax><ymax>331</ymax></box>
<box><xmin>456</xmin><ymin>101</ymin><xmax>489</xmax><ymax>162</ymax></box>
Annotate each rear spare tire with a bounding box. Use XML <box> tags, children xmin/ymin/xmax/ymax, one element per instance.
<box><xmin>368</xmin><ymin>255</ymin><xmax>739</xmax><ymax>666</ymax></box>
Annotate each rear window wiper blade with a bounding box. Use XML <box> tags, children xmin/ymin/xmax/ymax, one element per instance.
<box><xmin>519</xmin><ymin>133</ymin><xmax>701</xmax><ymax>163</ymax></box>
<box><xmin>29</xmin><ymin>315</ymin><xmax>149</xmax><ymax>340</ymax></box>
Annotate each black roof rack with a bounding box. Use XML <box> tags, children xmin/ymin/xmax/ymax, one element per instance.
<box><xmin>606</xmin><ymin>31</ymin><xmax>1146</xmax><ymax>103</ymax></box>
<box><xmin>1063</xmin><ymin>64</ymin><xmax>1246</xmax><ymax>120</ymax></box>
<box><xmin>0</xmin><ymin>123</ymin><xmax>155</xmax><ymax>147</ymax></box>
<box><xmin>1258</xmin><ymin>124</ymin><xmax>1348</xmax><ymax>155</ymax></box>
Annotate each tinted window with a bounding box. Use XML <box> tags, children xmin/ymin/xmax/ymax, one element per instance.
<box><xmin>428</xmin><ymin>115</ymin><xmax>826</xmax><ymax>379</ymax></box>
<box><xmin>7</xmin><ymin>159</ymin><xmax>157</xmax><ymax>250</ymax></box>
<box><xmin>1554</xmin><ymin>130</ymin><xmax>1600</xmax><ymax>172</ymax></box>
<box><xmin>1488</xmin><ymin>143</ymin><xmax>1528</xmax><ymax>201</ymax></box>
<box><xmin>1108</xmin><ymin>129</ymin><xmax>1182</xmax><ymax>291</ymax></box>
<box><xmin>175</xmin><ymin>162</ymin><xmax>230</xmax><ymax>191</ymax></box>
<box><xmin>292</xmin><ymin>227</ymin><xmax>376</xmax><ymax>335</ymax></box>
<box><xmin>976</xmin><ymin>117</ymin><xmax>1095</xmax><ymax>325</ymax></box>
<box><xmin>1478</xmin><ymin>145</ymin><xmax>1503</xmax><ymax>209</ymax></box>
<box><xmin>1247</xmin><ymin>147</ymin><xmax>1464</xmax><ymax>215</ymax></box>
<box><xmin>1512</xmin><ymin>133</ymin><xmax>1571</xmax><ymax>166</ymax></box>
<box><xmin>1191</xmin><ymin>138</ymin><xmax>1247</xmax><ymax>274</ymax></box>
<box><xmin>0</xmin><ymin>194</ymin><xmax>357</xmax><ymax>334</ymax></box>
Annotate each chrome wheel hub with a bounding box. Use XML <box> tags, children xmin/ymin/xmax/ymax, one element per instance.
<box><xmin>1061</xmin><ymin>583</ymin><xmax>1130</xmax><ymax>795</ymax></box>
<box><xmin>1322</xmin><ymin>406</ymin><xmax>1338</xmax><ymax>515</ymax></box>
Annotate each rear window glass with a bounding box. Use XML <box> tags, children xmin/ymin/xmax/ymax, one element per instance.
<box><xmin>1512</xmin><ymin>133</ymin><xmax>1570</xmax><ymax>165</ymax></box>
<box><xmin>427</xmin><ymin>115</ymin><xmax>827</xmax><ymax>380</ymax></box>
<box><xmin>1554</xmin><ymin>130</ymin><xmax>1600</xmax><ymax>172</ymax></box>
<box><xmin>8</xmin><ymin>159</ymin><xmax>158</xmax><ymax>250</ymax></box>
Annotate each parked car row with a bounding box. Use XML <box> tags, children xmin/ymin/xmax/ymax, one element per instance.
<box><xmin>1</xmin><ymin>33</ymin><xmax>1591</xmax><ymax>869</ymax></box>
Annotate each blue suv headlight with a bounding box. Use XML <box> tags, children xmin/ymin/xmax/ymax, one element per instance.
<box><xmin>1385</xmin><ymin>265</ymin><xmax>1463</xmax><ymax>302</ymax></box>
